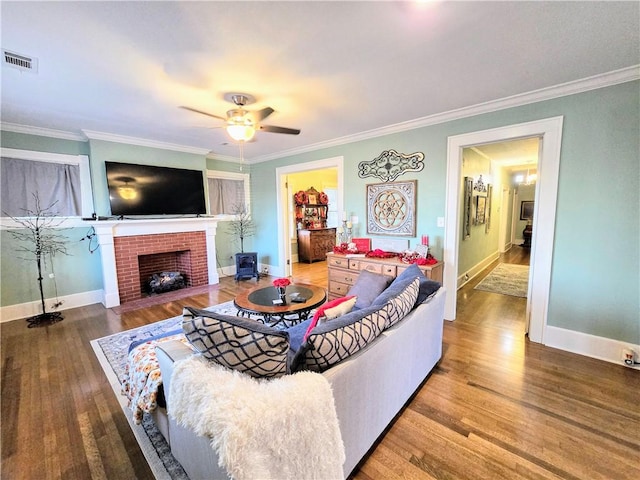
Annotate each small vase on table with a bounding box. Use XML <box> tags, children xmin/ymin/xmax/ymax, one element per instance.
<box><xmin>272</xmin><ymin>278</ymin><xmax>291</xmax><ymax>305</ymax></box>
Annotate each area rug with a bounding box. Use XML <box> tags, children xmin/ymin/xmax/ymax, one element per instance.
<box><xmin>474</xmin><ymin>263</ymin><xmax>529</xmax><ymax>297</ymax></box>
<box><xmin>90</xmin><ymin>300</ymin><xmax>293</xmax><ymax>480</ymax></box>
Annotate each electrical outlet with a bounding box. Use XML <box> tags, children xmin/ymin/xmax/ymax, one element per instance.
<box><xmin>622</xmin><ymin>348</ymin><xmax>636</xmax><ymax>366</ymax></box>
<box><xmin>437</xmin><ymin>217</ymin><xmax>445</xmax><ymax>228</ymax></box>
<box><xmin>262</xmin><ymin>266</ymin><xmax>268</xmax><ymax>274</ymax></box>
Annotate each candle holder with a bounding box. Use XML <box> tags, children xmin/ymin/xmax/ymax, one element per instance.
<box><xmin>339</xmin><ymin>220</ymin><xmax>352</xmax><ymax>244</ymax></box>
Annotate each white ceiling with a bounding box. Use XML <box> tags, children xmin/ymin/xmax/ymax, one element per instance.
<box><xmin>1</xmin><ymin>1</ymin><xmax>638</xmax><ymax>162</ymax></box>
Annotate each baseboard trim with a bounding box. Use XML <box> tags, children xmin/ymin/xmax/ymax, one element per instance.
<box><xmin>545</xmin><ymin>325</ymin><xmax>640</xmax><ymax>369</ymax></box>
<box><xmin>457</xmin><ymin>251</ymin><xmax>500</xmax><ymax>289</ymax></box>
<box><xmin>0</xmin><ymin>290</ymin><xmax>104</xmax><ymax>323</ymax></box>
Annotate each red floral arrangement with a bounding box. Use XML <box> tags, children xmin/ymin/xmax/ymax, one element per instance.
<box><xmin>318</xmin><ymin>192</ymin><xmax>329</xmax><ymax>205</ymax></box>
<box><xmin>294</xmin><ymin>191</ymin><xmax>308</xmax><ymax>206</ymax></box>
<box><xmin>399</xmin><ymin>251</ymin><xmax>438</xmax><ymax>265</ymax></box>
<box><xmin>272</xmin><ymin>278</ymin><xmax>291</xmax><ymax>288</ymax></box>
<box><xmin>366</xmin><ymin>249</ymin><xmax>398</xmax><ymax>259</ymax></box>
<box><xmin>333</xmin><ymin>243</ymin><xmax>369</xmax><ymax>254</ymax></box>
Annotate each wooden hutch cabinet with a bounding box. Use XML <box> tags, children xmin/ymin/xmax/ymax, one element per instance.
<box><xmin>326</xmin><ymin>252</ymin><xmax>444</xmax><ymax>300</ymax></box>
<box><xmin>295</xmin><ymin>186</ymin><xmax>336</xmax><ymax>263</ymax></box>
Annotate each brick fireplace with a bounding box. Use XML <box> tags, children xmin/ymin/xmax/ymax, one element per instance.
<box><xmin>92</xmin><ymin>218</ymin><xmax>218</xmax><ymax>308</ymax></box>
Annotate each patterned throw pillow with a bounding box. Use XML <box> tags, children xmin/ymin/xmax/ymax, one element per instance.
<box><xmin>378</xmin><ymin>277</ymin><xmax>420</xmax><ymax>329</ymax></box>
<box><xmin>182</xmin><ymin>307</ymin><xmax>291</xmax><ymax>378</ymax></box>
<box><xmin>296</xmin><ymin>304</ymin><xmax>389</xmax><ymax>372</ymax></box>
<box><xmin>303</xmin><ymin>295</ymin><xmax>357</xmax><ymax>341</ymax></box>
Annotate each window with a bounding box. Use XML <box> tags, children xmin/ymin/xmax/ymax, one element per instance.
<box><xmin>0</xmin><ymin>148</ymin><xmax>93</xmax><ymax>218</ymax></box>
<box><xmin>207</xmin><ymin>170</ymin><xmax>250</xmax><ymax>217</ymax></box>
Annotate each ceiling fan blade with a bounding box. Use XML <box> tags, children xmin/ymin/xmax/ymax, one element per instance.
<box><xmin>179</xmin><ymin>106</ymin><xmax>226</xmax><ymax>121</ymax></box>
<box><xmin>259</xmin><ymin>124</ymin><xmax>301</xmax><ymax>135</ymax></box>
<box><xmin>254</xmin><ymin>107</ymin><xmax>275</xmax><ymax>121</ymax></box>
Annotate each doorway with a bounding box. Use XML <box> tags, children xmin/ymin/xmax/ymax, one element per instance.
<box><xmin>275</xmin><ymin>157</ymin><xmax>344</xmax><ymax>278</ymax></box>
<box><xmin>444</xmin><ymin>117</ymin><xmax>564</xmax><ymax>344</ymax></box>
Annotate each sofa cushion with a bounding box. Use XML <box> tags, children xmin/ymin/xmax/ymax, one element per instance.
<box><xmin>293</xmin><ymin>304</ymin><xmax>388</xmax><ymax>372</ymax></box>
<box><xmin>347</xmin><ymin>270</ymin><xmax>394</xmax><ymax>309</ymax></box>
<box><xmin>373</xmin><ymin>263</ymin><xmax>441</xmax><ymax>308</ymax></box>
<box><xmin>378</xmin><ymin>277</ymin><xmax>421</xmax><ymax>329</ymax></box>
<box><xmin>303</xmin><ymin>295</ymin><xmax>357</xmax><ymax>342</ymax></box>
<box><xmin>182</xmin><ymin>307</ymin><xmax>291</xmax><ymax>378</ymax></box>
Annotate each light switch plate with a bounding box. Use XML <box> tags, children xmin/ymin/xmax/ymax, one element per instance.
<box><xmin>437</xmin><ymin>216</ymin><xmax>445</xmax><ymax>227</ymax></box>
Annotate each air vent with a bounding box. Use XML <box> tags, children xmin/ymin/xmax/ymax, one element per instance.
<box><xmin>3</xmin><ymin>50</ymin><xmax>38</xmax><ymax>73</ymax></box>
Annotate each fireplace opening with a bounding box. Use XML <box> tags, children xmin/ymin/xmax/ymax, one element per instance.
<box><xmin>138</xmin><ymin>250</ymin><xmax>193</xmax><ymax>297</ymax></box>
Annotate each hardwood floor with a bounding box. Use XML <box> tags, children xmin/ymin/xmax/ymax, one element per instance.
<box><xmin>2</xmin><ymin>253</ymin><xmax>639</xmax><ymax>479</ymax></box>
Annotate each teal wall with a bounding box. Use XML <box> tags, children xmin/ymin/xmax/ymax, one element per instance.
<box><xmin>0</xmin><ymin>130</ymin><xmax>89</xmax><ymax>156</ymax></box>
<box><xmin>0</xmin><ymin>228</ymin><xmax>103</xmax><ymax>306</ymax></box>
<box><xmin>0</xmin><ymin>132</ymin><xmax>103</xmax><ymax>307</ymax></box>
<box><xmin>1</xmin><ymin>80</ymin><xmax>638</xmax><ymax>345</ymax></box>
<box><xmin>249</xmin><ymin>81</ymin><xmax>639</xmax><ymax>344</ymax></box>
<box><xmin>206</xmin><ymin>157</ymin><xmax>251</xmax><ymax>269</ymax></box>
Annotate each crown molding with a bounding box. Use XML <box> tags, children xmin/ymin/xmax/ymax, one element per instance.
<box><xmin>250</xmin><ymin>65</ymin><xmax>640</xmax><ymax>163</ymax></box>
<box><xmin>0</xmin><ymin>122</ymin><xmax>86</xmax><ymax>141</ymax></box>
<box><xmin>206</xmin><ymin>152</ymin><xmax>241</xmax><ymax>163</ymax></box>
<box><xmin>3</xmin><ymin>66</ymin><xmax>637</xmax><ymax>163</ymax></box>
<box><xmin>81</xmin><ymin>130</ymin><xmax>211</xmax><ymax>155</ymax></box>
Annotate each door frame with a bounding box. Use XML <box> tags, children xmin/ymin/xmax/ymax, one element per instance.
<box><xmin>444</xmin><ymin>117</ymin><xmax>563</xmax><ymax>344</ymax></box>
<box><xmin>275</xmin><ymin>156</ymin><xmax>344</xmax><ymax>277</ymax></box>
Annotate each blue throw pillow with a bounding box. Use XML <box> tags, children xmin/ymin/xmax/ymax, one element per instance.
<box><xmin>372</xmin><ymin>263</ymin><xmax>440</xmax><ymax>307</ymax></box>
<box><xmin>347</xmin><ymin>270</ymin><xmax>394</xmax><ymax>309</ymax></box>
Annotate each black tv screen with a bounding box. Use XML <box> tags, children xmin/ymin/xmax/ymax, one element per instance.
<box><xmin>105</xmin><ymin>162</ymin><xmax>207</xmax><ymax>216</ymax></box>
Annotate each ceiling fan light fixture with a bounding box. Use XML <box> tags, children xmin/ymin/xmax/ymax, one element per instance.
<box><xmin>227</xmin><ymin>123</ymin><xmax>255</xmax><ymax>141</ymax></box>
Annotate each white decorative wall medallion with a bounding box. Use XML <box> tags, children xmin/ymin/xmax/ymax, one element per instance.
<box><xmin>366</xmin><ymin>180</ymin><xmax>416</xmax><ymax>236</ymax></box>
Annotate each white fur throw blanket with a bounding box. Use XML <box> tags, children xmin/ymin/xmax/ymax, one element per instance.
<box><xmin>169</xmin><ymin>355</ymin><xmax>346</xmax><ymax>480</ymax></box>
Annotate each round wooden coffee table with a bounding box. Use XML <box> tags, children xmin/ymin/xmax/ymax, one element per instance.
<box><xmin>234</xmin><ymin>283</ymin><xmax>326</xmax><ymax>327</ymax></box>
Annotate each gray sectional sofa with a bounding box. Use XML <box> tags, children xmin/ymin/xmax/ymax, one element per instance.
<box><xmin>152</xmin><ymin>266</ymin><xmax>446</xmax><ymax>479</ymax></box>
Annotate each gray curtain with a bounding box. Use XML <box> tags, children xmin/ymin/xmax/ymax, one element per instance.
<box><xmin>208</xmin><ymin>177</ymin><xmax>245</xmax><ymax>214</ymax></box>
<box><xmin>1</xmin><ymin>157</ymin><xmax>81</xmax><ymax>217</ymax></box>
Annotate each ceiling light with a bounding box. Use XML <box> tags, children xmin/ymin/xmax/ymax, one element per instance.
<box><xmin>227</xmin><ymin>123</ymin><xmax>255</xmax><ymax>142</ymax></box>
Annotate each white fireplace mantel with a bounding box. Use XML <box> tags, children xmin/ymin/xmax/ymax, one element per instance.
<box><xmin>91</xmin><ymin>217</ymin><xmax>219</xmax><ymax>308</ymax></box>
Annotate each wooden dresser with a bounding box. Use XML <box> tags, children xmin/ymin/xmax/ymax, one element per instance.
<box><xmin>326</xmin><ymin>252</ymin><xmax>444</xmax><ymax>300</ymax></box>
<box><xmin>298</xmin><ymin>228</ymin><xmax>337</xmax><ymax>263</ymax></box>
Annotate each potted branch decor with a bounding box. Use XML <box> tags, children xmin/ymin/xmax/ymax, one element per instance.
<box><xmin>227</xmin><ymin>204</ymin><xmax>259</xmax><ymax>281</ymax></box>
<box><xmin>5</xmin><ymin>194</ymin><xmax>70</xmax><ymax>327</ymax></box>
<box><xmin>227</xmin><ymin>204</ymin><xmax>256</xmax><ymax>253</ymax></box>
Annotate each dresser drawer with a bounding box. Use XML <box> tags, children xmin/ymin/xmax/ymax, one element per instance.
<box><xmin>329</xmin><ymin>281</ymin><xmax>351</xmax><ymax>297</ymax></box>
<box><xmin>357</xmin><ymin>261</ymin><xmax>384</xmax><ymax>275</ymax></box>
<box><xmin>329</xmin><ymin>268</ymin><xmax>358</xmax><ymax>285</ymax></box>
<box><xmin>328</xmin><ymin>256</ymin><xmax>350</xmax><ymax>269</ymax></box>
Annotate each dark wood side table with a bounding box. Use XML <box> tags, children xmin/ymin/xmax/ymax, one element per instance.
<box><xmin>522</xmin><ymin>224</ymin><xmax>532</xmax><ymax>248</ymax></box>
<box><xmin>234</xmin><ymin>283</ymin><xmax>326</xmax><ymax>327</ymax></box>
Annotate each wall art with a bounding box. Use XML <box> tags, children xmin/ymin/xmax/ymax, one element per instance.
<box><xmin>366</xmin><ymin>180</ymin><xmax>416</xmax><ymax>236</ymax></box>
<box><xmin>485</xmin><ymin>184</ymin><xmax>493</xmax><ymax>232</ymax></box>
<box><xmin>520</xmin><ymin>200</ymin><xmax>534</xmax><ymax>220</ymax></box>
<box><xmin>463</xmin><ymin>176</ymin><xmax>473</xmax><ymax>239</ymax></box>
<box><xmin>358</xmin><ymin>150</ymin><xmax>424</xmax><ymax>182</ymax></box>
<box><xmin>475</xmin><ymin>196</ymin><xmax>486</xmax><ymax>224</ymax></box>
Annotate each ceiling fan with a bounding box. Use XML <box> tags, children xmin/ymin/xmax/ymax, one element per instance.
<box><xmin>180</xmin><ymin>93</ymin><xmax>301</xmax><ymax>142</ymax></box>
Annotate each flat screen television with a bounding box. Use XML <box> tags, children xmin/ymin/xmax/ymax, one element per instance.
<box><xmin>105</xmin><ymin>161</ymin><xmax>207</xmax><ymax>216</ymax></box>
